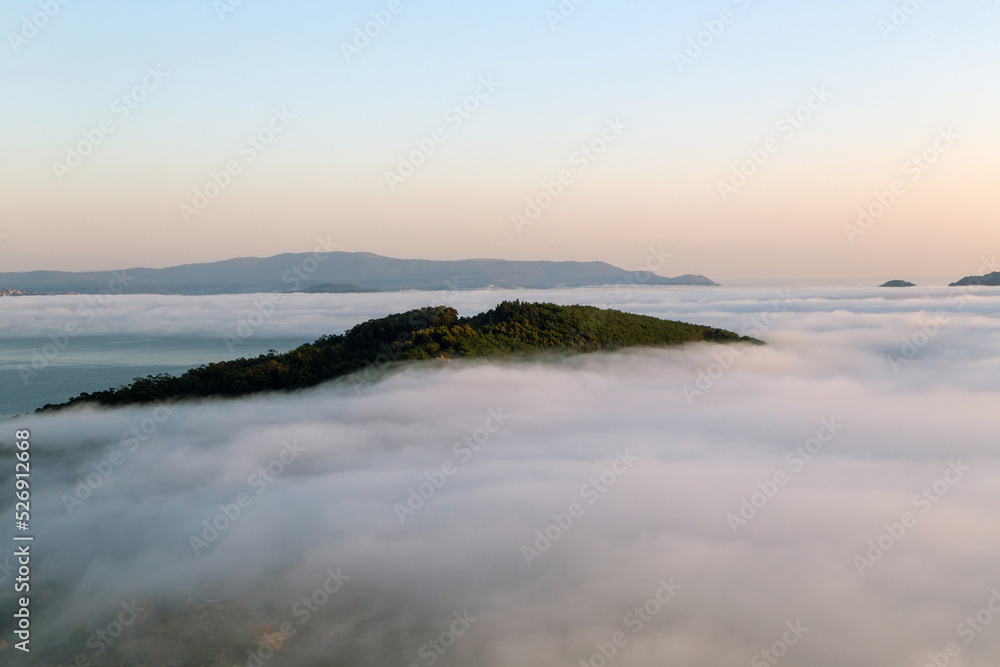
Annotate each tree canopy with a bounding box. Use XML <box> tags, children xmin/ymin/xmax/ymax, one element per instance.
<box><xmin>42</xmin><ymin>301</ymin><xmax>760</xmax><ymax>410</ymax></box>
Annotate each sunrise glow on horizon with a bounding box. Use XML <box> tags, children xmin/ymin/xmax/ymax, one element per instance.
<box><xmin>2</xmin><ymin>0</ymin><xmax>998</xmax><ymax>284</ymax></box>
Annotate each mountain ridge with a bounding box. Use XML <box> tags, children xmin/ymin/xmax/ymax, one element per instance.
<box><xmin>0</xmin><ymin>251</ymin><xmax>719</xmax><ymax>294</ymax></box>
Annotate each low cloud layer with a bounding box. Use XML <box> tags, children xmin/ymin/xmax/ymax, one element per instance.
<box><xmin>1</xmin><ymin>287</ymin><xmax>999</xmax><ymax>666</ymax></box>
<box><xmin>3</xmin><ymin>285</ymin><xmax>1000</xmax><ymax>340</ymax></box>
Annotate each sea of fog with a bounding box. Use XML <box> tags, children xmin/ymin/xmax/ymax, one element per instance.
<box><xmin>1</xmin><ymin>286</ymin><xmax>999</xmax><ymax>666</ymax></box>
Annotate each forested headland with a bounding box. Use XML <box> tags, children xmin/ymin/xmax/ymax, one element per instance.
<box><xmin>41</xmin><ymin>301</ymin><xmax>760</xmax><ymax>411</ymax></box>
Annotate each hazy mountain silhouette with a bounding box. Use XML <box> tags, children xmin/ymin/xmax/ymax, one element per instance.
<box><xmin>0</xmin><ymin>251</ymin><xmax>718</xmax><ymax>294</ymax></box>
<box><xmin>950</xmin><ymin>271</ymin><xmax>1000</xmax><ymax>287</ymax></box>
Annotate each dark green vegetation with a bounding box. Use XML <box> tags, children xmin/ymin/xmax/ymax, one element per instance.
<box><xmin>42</xmin><ymin>301</ymin><xmax>760</xmax><ymax>411</ymax></box>
<box><xmin>880</xmin><ymin>280</ymin><xmax>915</xmax><ymax>288</ymax></box>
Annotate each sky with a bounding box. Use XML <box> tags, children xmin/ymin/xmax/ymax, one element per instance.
<box><xmin>1</xmin><ymin>0</ymin><xmax>999</xmax><ymax>283</ymax></box>
<box><xmin>3</xmin><ymin>287</ymin><xmax>1000</xmax><ymax>665</ymax></box>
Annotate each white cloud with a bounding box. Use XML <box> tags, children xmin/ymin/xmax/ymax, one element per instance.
<box><xmin>2</xmin><ymin>287</ymin><xmax>1000</xmax><ymax>665</ymax></box>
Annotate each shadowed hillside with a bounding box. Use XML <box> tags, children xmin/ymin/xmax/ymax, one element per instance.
<box><xmin>41</xmin><ymin>301</ymin><xmax>760</xmax><ymax>411</ymax></box>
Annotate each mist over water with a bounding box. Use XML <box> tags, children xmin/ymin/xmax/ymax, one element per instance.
<box><xmin>1</xmin><ymin>286</ymin><xmax>999</xmax><ymax>666</ymax></box>
<box><xmin>0</xmin><ymin>336</ymin><xmax>310</xmax><ymax>420</ymax></box>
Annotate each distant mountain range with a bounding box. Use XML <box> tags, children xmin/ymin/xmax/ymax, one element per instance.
<box><xmin>950</xmin><ymin>271</ymin><xmax>1000</xmax><ymax>287</ymax></box>
<box><xmin>0</xmin><ymin>251</ymin><xmax>719</xmax><ymax>295</ymax></box>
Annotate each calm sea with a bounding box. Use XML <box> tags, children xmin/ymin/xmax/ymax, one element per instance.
<box><xmin>0</xmin><ymin>336</ymin><xmax>310</xmax><ymax>420</ymax></box>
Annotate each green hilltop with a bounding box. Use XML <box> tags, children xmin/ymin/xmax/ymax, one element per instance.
<box><xmin>42</xmin><ymin>301</ymin><xmax>761</xmax><ymax>411</ymax></box>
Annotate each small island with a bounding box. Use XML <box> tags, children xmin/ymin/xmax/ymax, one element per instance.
<box><xmin>880</xmin><ymin>280</ymin><xmax>915</xmax><ymax>288</ymax></box>
<box><xmin>950</xmin><ymin>272</ymin><xmax>1000</xmax><ymax>287</ymax></box>
<box><xmin>40</xmin><ymin>301</ymin><xmax>760</xmax><ymax>411</ymax></box>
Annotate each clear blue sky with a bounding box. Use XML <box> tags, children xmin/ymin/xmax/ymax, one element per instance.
<box><xmin>2</xmin><ymin>0</ymin><xmax>998</xmax><ymax>283</ymax></box>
